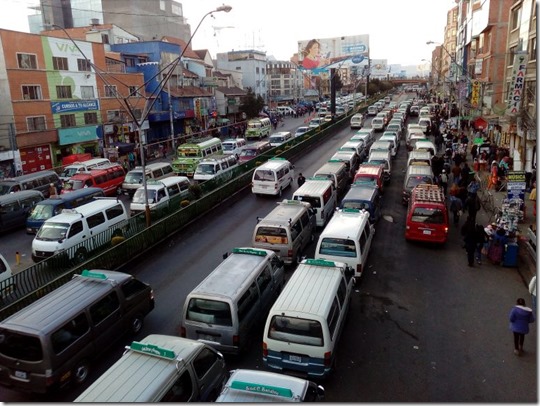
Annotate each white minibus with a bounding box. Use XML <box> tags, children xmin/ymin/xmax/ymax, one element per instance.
<box><xmin>251</xmin><ymin>158</ymin><xmax>294</xmax><ymax>196</ymax></box>
<box><xmin>292</xmin><ymin>178</ymin><xmax>336</xmax><ymax>227</ymax></box>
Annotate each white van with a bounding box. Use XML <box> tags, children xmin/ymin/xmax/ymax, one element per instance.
<box><xmin>252</xmin><ymin>199</ymin><xmax>316</xmax><ymax>265</ymax></box>
<box><xmin>180</xmin><ymin>247</ymin><xmax>285</xmax><ymax>354</ymax></box>
<box><xmin>315</xmin><ymin>208</ymin><xmax>375</xmax><ymax>280</ymax></box>
<box><xmin>59</xmin><ymin>158</ymin><xmax>111</xmax><ymax>182</ymax></box>
<box><xmin>262</xmin><ymin>258</ymin><xmax>354</xmax><ymax>379</ymax></box>
<box><xmin>349</xmin><ymin>113</ymin><xmax>364</xmax><ymax>129</ymax></box>
<box><xmin>368</xmin><ymin>149</ymin><xmax>392</xmax><ymax>184</ymax></box>
<box><xmin>121</xmin><ymin>162</ymin><xmax>175</xmax><ymax>197</ymax></box>
<box><xmin>31</xmin><ymin>198</ymin><xmax>129</xmax><ymax>263</ymax></box>
<box><xmin>130</xmin><ymin>176</ymin><xmax>191</xmax><ymax>215</ymax></box>
<box><xmin>252</xmin><ymin>158</ymin><xmax>294</xmax><ymax>196</ymax></box>
<box><xmin>222</xmin><ymin>138</ymin><xmax>246</xmax><ymax>158</ymax></box>
<box><xmin>367</xmin><ymin>105</ymin><xmax>378</xmax><ymax>116</ymax></box>
<box><xmin>292</xmin><ymin>178</ymin><xmax>336</xmax><ymax>227</ymax></box>
<box><xmin>371</xmin><ymin>117</ymin><xmax>386</xmax><ymax>132</ymax></box>
<box><xmin>216</xmin><ymin>369</ymin><xmax>325</xmax><ymax>402</ymax></box>
<box><xmin>329</xmin><ymin>150</ymin><xmax>360</xmax><ymax>179</ymax></box>
<box><xmin>194</xmin><ymin>154</ymin><xmax>238</xmax><ymax>182</ymax></box>
<box><xmin>268</xmin><ymin>131</ymin><xmax>293</xmax><ymax>147</ymax></box>
<box><xmin>75</xmin><ymin>335</ymin><xmax>228</xmax><ymax>402</ymax></box>
<box><xmin>313</xmin><ymin>161</ymin><xmax>350</xmax><ymax>200</ymax></box>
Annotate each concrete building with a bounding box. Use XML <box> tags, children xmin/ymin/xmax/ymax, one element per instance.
<box><xmin>0</xmin><ymin>28</ymin><xmax>146</xmax><ymax>174</ymax></box>
<box><xmin>216</xmin><ymin>50</ymin><xmax>268</xmax><ymax>102</ymax></box>
<box><xmin>30</xmin><ymin>0</ymin><xmax>191</xmax><ymax>43</ymax></box>
<box><xmin>266</xmin><ymin>60</ymin><xmax>304</xmax><ymax>106</ymax></box>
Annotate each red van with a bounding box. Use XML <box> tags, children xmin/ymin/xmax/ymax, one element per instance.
<box><xmin>63</xmin><ymin>164</ymin><xmax>125</xmax><ymax>196</ymax></box>
<box><xmin>405</xmin><ymin>184</ymin><xmax>449</xmax><ymax>243</ymax></box>
<box><xmin>238</xmin><ymin>141</ymin><xmax>272</xmax><ymax>163</ymax></box>
<box><xmin>353</xmin><ymin>163</ymin><xmax>384</xmax><ymax>193</ymax></box>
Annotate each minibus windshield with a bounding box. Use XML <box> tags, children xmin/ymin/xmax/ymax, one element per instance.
<box><xmin>253</xmin><ymin>170</ymin><xmax>276</xmax><ymax>182</ymax></box>
<box><xmin>36</xmin><ymin>222</ymin><xmax>69</xmax><ymax>240</ymax></box>
<box><xmin>28</xmin><ymin>204</ymin><xmax>55</xmax><ymax>220</ymax></box>
<box><xmin>411</xmin><ymin>207</ymin><xmax>445</xmax><ymax>224</ymax></box>
<box><xmin>187</xmin><ymin>298</ymin><xmax>232</xmax><ymax>326</ymax></box>
<box><xmin>0</xmin><ymin>329</ymin><xmax>43</xmax><ymax>361</ymax></box>
<box><xmin>318</xmin><ymin>237</ymin><xmax>357</xmax><ymax>258</ymax></box>
<box><xmin>269</xmin><ymin>316</ymin><xmax>323</xmax><ymax>347</ymax></box>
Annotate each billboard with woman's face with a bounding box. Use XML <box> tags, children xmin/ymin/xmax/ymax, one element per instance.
<box><xmin>298</xmin><ymin>35</ymin><xmax>369</xmax><ymax>74</ymax></box>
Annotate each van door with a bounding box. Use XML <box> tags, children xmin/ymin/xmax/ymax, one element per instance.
<box><xmin>191</xmin><ymin>346</ymin><xmax>227</xmax><ymax>401</ymax></box>
<box><xmin>359</xmin><ymin>222</ymin><xmax>373</xmax><ymax>267</ymax></box>
<box><xmin>256</xmin><ymin>266</ymin><xmax>276</xmax><ymax>313</ymax></box>
<box><xmin>88</xmin><ymin>291</ymin><xmax>122</xmax><ymax>350</ymax></box>
<box><xmin>0</xmin><ymin>199</ymin><xmax>22</xmax><ymax>230</ymax></box>
<box><xmin>237</xmin><ymin>281</ymin><xmax>261</xmax><ymax>349</ymax></box>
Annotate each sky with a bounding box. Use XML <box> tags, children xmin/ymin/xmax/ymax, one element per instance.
<box><xmin>0</xmin><ymin>0</ymin><xmax>457</xmax><ymax>68</ymax></box>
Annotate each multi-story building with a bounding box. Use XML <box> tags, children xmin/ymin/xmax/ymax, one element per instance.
<box><xmin>30</xmin><ymin>0</ymin><xmax>191</xmax><ymax>44</ymax></box>
<box><xmin>216</xmin><ymin>50</ymin><xmax>268</xmax><ymax>102</ymax></box>
<box><xmin>266</xmin><ymin>60</ymin><xmax>304</xmax><ymax>106</ymax></box>
<box><xmin>0</xmin><ymin>28</ymin><xmax>146</xmax><ymax>174</ymax></box>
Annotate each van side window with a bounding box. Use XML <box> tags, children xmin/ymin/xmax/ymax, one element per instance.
<box><xmin>87</xmin><ymin>212</ymin><xmax>105</xmax><ymax>229</ymax></box>
<box><xmin>161</xmin><ymin>370</ymin><xmax>193</xmax><ymax>402</ymax></box>
<box><xmin>359</xmin><ymin>228</ymin><xmax>369</xmax><ymax>253</ymax></box>
<box><xmin>151</xmin><ymin>169</ymin><xmax>162</xmax><ymax>178</ymax></box>
<box><xmin>193</xmin><ymin>347</ymin><xmax>219</xmax><ymax>379</ymax></box>
<box><xmin>51</xmin><ymin>313</ymin><xmax>89</xmax><ymax>354</ymax></box>
<box><xmin>256</xmin><ymin>267</ymin><xmax>272</xmax><ymax>295</ymax></box>
<box><xmin>120</xmin><ymin>278</ymin><xmax>147</xmax><ymax>299</ymax></box>
<box><xmin>322</xmin><ymin>187</ymin><xmax>332</xmax><ymax>205</ymax></box>
<box><xmin>168</xmin><ymin>184</ymin><xmax>180</xmax><ymax>197</ymax></box>
<box><xmin>69</xmin><ymin>220</ymin><xmax>84</xmax><ymax>237</ymax></box>
<box><xmin>162</xmin><ymin>165</ymin><xmax>173</xmax><ymax>175</ymax></box>
<box><xmin>290</xmin><ymin>220</ymin><xmax>302</xmax><ymax>241</ymax></box>
<box><xmin>90</xmin><ymin>292</ymin><xmax>120</xmax><ymax>325</ymax></box>
<box><xmin>106</xmin><ymin>204</ymin><xmax>124</xmax><ymax>220</ymax></box>
<box><xmin>300</xmin><ymin>212</ymin><xmax>310</xmax><ymax>228</ymax></box>
<box><xmin>237</xmin><ymin>282</ymin><xmax>258</xmax><ymax>322</ymax></box>
<box><xmin>327</xmin><ymin>297</ymin><xmax>340</xmax><ymax>339</ymax></box>
<box><xmin>337</xmin><ymin>278</ymin><xmax>347</xmax><ymax>307</ymax></box>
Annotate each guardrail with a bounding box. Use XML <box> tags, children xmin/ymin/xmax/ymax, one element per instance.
<box><xmin>0</xmin><ymin>101</ymin><xmax>372</xmax><ymax>321</ymax></box>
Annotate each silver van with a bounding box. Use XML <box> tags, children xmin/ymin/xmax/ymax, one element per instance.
<box><xmin>0</xmin><ymin>269</ymin><xmax>155</xmax><ymax>393</ymax></box>
<box><xmin>253</xmin><ymin>199</ymin><xmax>316</xmax><ymax>265</ymax></box>
<box><xmin>75</xmin><ymin>335</ymin><xmax>227</xmax><ymax>402</ymax></box>
<box><xmin>402</xmin><ymin>165</ymin><xmax>435</xmax><ymax>205</ymax></box>
<box><xmin>0</xmin><ymin>171</ymin><xmax>61</xmax><ymax>198</ymax></box>
<box><xmin>130</xmin><ymin>176</ymin><xmax>190</xmax><ymax>215</ymax></box>
<box><xmin>0</xmin><ymin>190</ymin><xmax>44</xmax><ymax>233</ymax></box>
<box><xmin>313</xmin><ymin>160</ymin><xmax>351</xmax><ymax>201</ymax></box>
<box><xmin>121</xmin><ymin>162</ymin><xmax>175</xmax><ymax>197</ymax></box>
<box><xmin>180</xmin><ymin>247</ymin><xmax>285</xmax><ymax>354</ymax></box>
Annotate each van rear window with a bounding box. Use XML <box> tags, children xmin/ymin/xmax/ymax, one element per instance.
<box><xmin>318</xmin><ymin>237</ymin><xmax>357</xmax><ymax>258</ymax></box>
<box><xmin>406</xmin><ymin>177</ymin><xmax>433</xmax><ymax>189</ymax></box>
<box><xmin>255</xmin><ymin>227</ymin><xmax>288</xmax><ymax>244</ymax></box>
<box><xmin>411</xmin><ymin>208</ymin><xmax>445</xmax><ymax>224</ymax></box>
<box><xmin>187</xmin><ymin>298</ymin><xmax>232</xmax><ymax>326</ymax></box>
<box><xmin>293</xmin><ymin>195</ymin><xmax>320</xmax><ymax>208</ymax></box>
<box><xmin>253</xmin><ymin>169</ymin><xmax>276</xmax><ymax>182</ymax></box>
<box><xmin>0</xmin><ymin>329</ymin><xmax>43</xmax><ymax>361</ymax></box>
<box><xmin>268</xmin><ymin>316</ymin><xmax>323</xmax><ymax>347</ymax></box>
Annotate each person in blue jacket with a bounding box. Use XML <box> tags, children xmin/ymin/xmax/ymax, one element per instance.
<box><xmin>509</xmin><ymin>297</ymin><xmax>535</xmax><ymax>356</ymax></box>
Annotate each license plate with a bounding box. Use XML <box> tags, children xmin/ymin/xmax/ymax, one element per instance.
<box><xmin>14</xmin><ymin>370</ymin><xmax>27</xmax><ymax>379</ymax></box>
<box><xmin>289</xmin><ymin>354</ymin><xmax>302</xmax><ymax>363</ymax></box>
<box><xmin>199</xmin><ymin>334</ymin><xmax>215</xmax><ymax>342</ymax></box>
<box><xmin>423</xmin><ymin>230</ymin><xmax>432</xmax><ymax>235</ymax></box>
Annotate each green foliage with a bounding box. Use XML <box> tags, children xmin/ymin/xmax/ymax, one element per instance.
<box><xmin>239</xmin><ymin>87</ymin><xmax>265</xmax><ymax>119</ymax></box>
<box><xmin>188</xmin><ymin>184</ymin><xmax>202</xmax><ymax>199</ymax></box>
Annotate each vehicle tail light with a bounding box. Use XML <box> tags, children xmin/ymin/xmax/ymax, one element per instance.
<box><xmin>262</xmin><ymin>341</ymin><xmax>268</xmax><ymax>357</ymax></box>
<box><xmin>150</xmin><ymin>289</ymin><xmax>154</xmax><ymax>301</ymax></box>
<box><xmin>356</xmin><ymin>264</ymin><xmax>362</xmax><ymax>276</ymax></box>
<box><xmin>444</xmin><ymin>226</ymin><xmax>449</xmax><ymax>233</ymax></box>
<box><xmin>233</xmin><ymin>335</ymin><xmax>239</xmax><ymax>347</ymax></box>
<box><xmin>180</xmin><ymin>326</ymin><xmax>186</xmax><ymax>337</ymax></box>
<box><xmin>324</xmin><ymin>351</ymin><xmax>332</xmax><ymax>367</ymax></box>
<box><xmin>288</xmin><ymin>249</ymin><xmax>293</xmax><ymax>258</ymax></box>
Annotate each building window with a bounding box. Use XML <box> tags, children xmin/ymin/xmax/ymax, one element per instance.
<box><xmin>101</xmin><ymin>34</ymin><xmax>109</xmax><ymax>44</ymax></box>
<box><xmin>107</xmin><ymin>110</ymin><xmax>120</xmax><ymax>121</ymax></box>
<box><xmin>17</xmin><ymin>53</ymin><xmax>37</xmax><ymax>69</ymax></box>
<box><xmin>160</xmin><ymin>0</ymin><xmax>166</xmax><ymax>10</ymax></box>
<box><xmin>81</xmin><ymin>86</ymin><xmax>95</xmax><ymax>99</ymax></box>
<box><xmin>530</xmin><ymin>37</ymin><xmax>536</xmax><ymax>61</ymax></box>
<box><xmin>125</xmin><ymin>57</ymin><xmax>136</xmax><ymax>67</ymax></box>
<box><xmin>26</xmin><ymin>116</ymin><xmax>46</xmax><ymax>131</ymax></box>
<box><xmin>172</xmin><ymin>3</ymin><xmax>182</xmax><ymax>15</ymax></box>
<box><xmin>511</xmin><ymin>7</ymin><xmax>521</xmax><ymax>31</ymax></box>
<box><xmin>56</xmin><ymin>85</ymin><xmax>72</xmax><ymax>99</ymax></box>
<box><xmin>77</xmin><ymin>58</ymin><xmax>91</xmax><ymax>71</ymax></box>
<box><xmin>53</xmin><ymin>56</ymin><xmax>69</xmax><ymax>70</ymax></box>
<box><xmin>60</xmin><ymin>114</ymin><xmax>76</xmax><ymax>128</ymax></box>
<box><xmin>256</xmin><ymin>67</ymin><xmax>260</xmax><ymax>74</ymax></box>
<box><xmin>84</xmin><ymin>112</ymin><xmax>98</xmax><ymax>124</ymax></box>
<box><xmin>104</xmin><ymin>85</ymin><xmax>117</xmax><ymax>97</ymax></box>
<box><xmin>22</xmin><ymin>85</ymin><xmax>42</xmax><ymax>100</ymax></box>
<box><xmin>128</xmin><ymin>86</ymin><xmax>138</xmax><ymax>96</ymax></box>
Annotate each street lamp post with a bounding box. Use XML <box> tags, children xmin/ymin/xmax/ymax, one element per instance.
<box><xmin>50</xmin><ymin>5</ymin><xmax>232</xmax><ymax>227</ymax></box>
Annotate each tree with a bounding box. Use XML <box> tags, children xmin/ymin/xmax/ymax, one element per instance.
<box><xmin>239</xmin><ymin>88</ymin><xmax>265</xmax><ymax>119</ymax></box>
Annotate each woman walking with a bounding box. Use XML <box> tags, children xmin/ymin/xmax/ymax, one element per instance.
<box><xmin>509</xmin><ymin>298</ymin><xmax>535</xmax><ymax>356</ymax></box>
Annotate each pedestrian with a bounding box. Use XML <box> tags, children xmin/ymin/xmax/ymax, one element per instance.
<box><xmin>48</xmin><ymin>183</ymin><xmax>58</xmax><ymax>198</ymax></box>
<box><xmin>128</xmin><ymin>151</ymin><xmax>135</xmax><ymax>169</ymax></box>
<box><xmin>297</xmin><ymin>173</ymin><xmax>306</xmax><ymax>188</ymax></box>
<box><xmin>529</xmin><ymin>276</ymin><xmax>537</xmax><ymax>316</ymax></box>
<box><xmin>529</xmin><ymin>181</ymin><xmax>536</xmax><ymax>219</ymax></box>
<box><xmin>509</xmin><ymin>298</ymin><xmax>535</xmax><ymax>356</ymax></box>
<box><xmin>461</xmin><ymin>216</ymin><xmax>477</xmax><ymax>267</ymax></box>
<box><xmin>488</xmin><ymin>161</ymin><xmax>498</xmax><ymax>190</ymax></box>
<box><xmin>440</xmin><ymin>169</ymin><xmax>448</xmax><ymax>195</ymax></box>
<box><xmin>449</xmin><ymin>194</ymin><xmax>463</xmax><ymax>226</ymax></box>
<box><xmin>464</xmin><ymin>193</ymin><xmax>480</xmax><ymax>223</ymax></box>
<box><xmin>474</xmin><ymin>222</ymin><xmax>488</xmax><ymax>265</ymax></box>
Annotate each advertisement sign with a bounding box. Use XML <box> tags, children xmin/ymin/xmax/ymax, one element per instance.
<box><xmin>506</xmin><ymin>52</ymin><xmax>528</xmax><ymax>115</ymax></box>
<box><xmin>58</xmin><ymin>126</ymin><xmax>98</xmax><ymax>146</ymax></box>
<box><xmin>506</xmin><ymin>170</ymin><xmax>526</xmax><ymax>200</ymax></box>
<box><xmin>297</xmin><ymin>35</ymin><xmax>369</xmax><ymax>74</ymax></box>
<box><xmin>51</xmin><ymin>99</ymin><xmax>99</xmax><ymax>114</ymax></box>
<box><xmin>370</xmin><ymin>59</ymin><xmax>389</xmax><ymax>78</ymax></box>
<box><xmin>470</xmin><ymin>81</ymin><xmax>480</xmax><ymax>107</ymax></box>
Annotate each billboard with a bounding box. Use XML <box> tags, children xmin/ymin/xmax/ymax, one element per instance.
<box><xmin>369</xmin><ymin>59</ymin><xmax>389</xmax><ymax>78</ymax></box>
<box><xmin>297</xmin><ymin>35</ymin><xmax>369</xmax><ymax>74</ymax></box>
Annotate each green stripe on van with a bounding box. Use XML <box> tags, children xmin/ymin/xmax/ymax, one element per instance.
<box><xmin>230</xmin><ymin>381</ymin><xmax>293</xmax><ymax>398</ymax></box>
<box><xmin>232</xmin><ymin>248</ymin><xmax>267</xmax><ymax>257</ymax></box>
<box><xmin>129</xmin><ymin>342</ymin><xmax>176</xmax><ymax>359</ymax></box>
<box><xmin>81</xmin><ymin>270</ymin><xmax>107</xmax><ymax>279</ymax></box>
<box><xmin>304</xmin><ymin>258</ymin><xmax>336</xmax><ymax>267</ymax></box>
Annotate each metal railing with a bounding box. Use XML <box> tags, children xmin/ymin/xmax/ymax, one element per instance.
<box><xmin>0</xmin><ymin>101</ymin><xmax>372</xmax><ymax>320</ymax></box>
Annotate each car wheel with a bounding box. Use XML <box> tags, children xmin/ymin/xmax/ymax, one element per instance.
<box><xmin>74</xmin><ymin>248</ymin><xmax>87</xmax><ymax>263</ymax></box>
<box><xmin>278</xmin><ymin>188</ymin><xmax>282</xmax><ymax>197</ymax></box>
<box><xmin>73</xmin><ymin>359</ymin><xmax>90</xmax><ymax>385</ymax></box>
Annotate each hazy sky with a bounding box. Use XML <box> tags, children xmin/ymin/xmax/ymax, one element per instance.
<box><xmin>0</xmin><ymin>0</ymin><xmax>457</xmax><ymax>67</ymax></box>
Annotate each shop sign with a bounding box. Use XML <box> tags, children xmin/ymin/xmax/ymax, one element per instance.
<box><xmin>51</xmin><ymin>99</ymin><xmax>99</xmax><ymax>114</ymax></box>
<box><xmin>506</xmin><ymin>170</ymin><xmax>526</xmax><ymax>200</ymax></box>
<box><xmin>506</xmin><ymin>52</ymin><xmax>528</xmax><ymax>115</ymax></box>
<box><xmin>58</xmin><ymin>126</ymin><xmax>98</xmax><ymax>145</ymax></box>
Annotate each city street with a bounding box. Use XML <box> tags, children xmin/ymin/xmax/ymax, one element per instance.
<box><xmin>0</xmin><ymin>98</ymin><xmax>536</xmax><ymax>402</ymax></box>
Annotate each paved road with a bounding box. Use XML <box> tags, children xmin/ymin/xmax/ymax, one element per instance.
<box><xmin>1</xmin><ymin>96</ymin><xmax>536</xmax><ymax>402</ymax></box>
